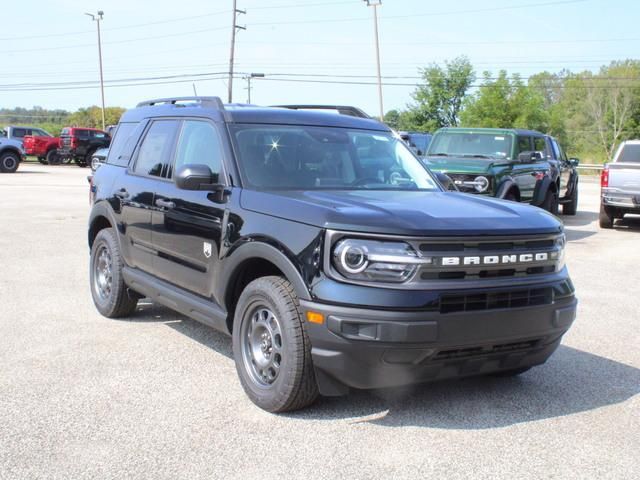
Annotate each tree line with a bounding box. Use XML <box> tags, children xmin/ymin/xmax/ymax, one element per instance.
<box><xmin>384</xmin><ymin>57</ymin><xmax>640</xmax><ymax>163</ymax></box>
<box><xmin>0</xmin><ymin>106</ymin><xmax>125</xmax><ymax>136</ymax></box>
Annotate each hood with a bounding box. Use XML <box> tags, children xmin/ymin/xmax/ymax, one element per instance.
<box><xmin>425</xmin><ymin>156</ymin><xmax>509</xmax><ymax>174</ymax></box>
<box><xmin>240</xmin><ymin>189</ymin><xmax>562</xmax><ymax>236</ymax></box>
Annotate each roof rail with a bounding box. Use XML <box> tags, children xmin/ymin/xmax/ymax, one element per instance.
<box><xmin>136</xmin><ymin>96</ymin><xmax>225</xmax><ymax>110</ymax></box>
<box><xmin>272</xmin><ymin>104</ymin><xmax>371</xmax><ymax>119</ymax></box>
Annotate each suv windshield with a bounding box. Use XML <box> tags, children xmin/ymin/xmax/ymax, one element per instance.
<box><xmin>618</xmin><ymin>144</ymin><xmax>640</xmax><ymax>163</ymax></box>
<box><xmin>428</xmin><ymin>132</ymin><xmax>513</xmax><ymax>159</ymax></box>
<box><xmin>231</xmin><ymin>125</ymin><xmax>439</xmax><ymax>191</ymax></box>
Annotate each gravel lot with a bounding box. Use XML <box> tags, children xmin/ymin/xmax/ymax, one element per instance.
<box><xmin>1</xmin><ymin>163</ymin><xmax>638</xmax><ymax>480</ymax></box>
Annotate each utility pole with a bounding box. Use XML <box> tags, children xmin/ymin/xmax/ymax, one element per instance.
<box><xmin>228</xmin><ymin>0</ymin><xmax>246</xmax><ymax>103</ymax></box>
<box><xmin>363</xmin><ymin>1</ymin><xmax>384</xmax><ymax>121</ymax></box>
<box><xmin>244</xmin><ymin>73</ymin><xmax>264</xmax><ymax>103</ymax></box>
<box><xmin>85</xmin><ymin>11</ymin><xmax>106</xmax><ymax>130</ymax></box>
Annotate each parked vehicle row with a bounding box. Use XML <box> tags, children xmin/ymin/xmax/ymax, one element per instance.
<box><xmin>0</xmin><ymin>124</ymin><xmax>112</xmax><ymax>171</ymax></box>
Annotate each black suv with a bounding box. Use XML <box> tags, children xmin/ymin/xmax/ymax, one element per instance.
<box><xmin>88</xmin><ymin>97</ymin><xmax>577</xmax><ymax>412</ymax></box>
<box><xmin>58</xmin><ymin>127</ymin><xmax>111</xmax><ymax>167</ymax></box>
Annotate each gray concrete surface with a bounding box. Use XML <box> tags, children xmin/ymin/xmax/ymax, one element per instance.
<box><xmin>1</xmin><ymin>164</ymin><xmax>638</xmax><ymax>480</ymax></box>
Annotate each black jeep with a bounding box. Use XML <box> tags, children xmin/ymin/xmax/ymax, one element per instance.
<box><xmin>58</xmin><ymin>127</ymin><xmax>111</xmax><ymax>167</ymax></box>
<box><xmin>88</xmin><ymin>97</ymin><xmax>577</xmax><ymax>412</ymax></box>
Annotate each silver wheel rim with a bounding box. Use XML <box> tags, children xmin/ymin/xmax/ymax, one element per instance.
<box><xmin>241</xmin><ymin>306</ymin><xmax>284</xmax><ymax>387</ymax></box>
<box><xmin>93</xmin><ymin>244</ymin><xmax>113</xmax><ymax>302</ymax></box>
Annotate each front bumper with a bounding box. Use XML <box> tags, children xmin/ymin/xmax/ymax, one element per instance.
<box><xmin>301</xmin><ymin>281</ymin><xmax>577</xmax><ymax>394</ymax></box>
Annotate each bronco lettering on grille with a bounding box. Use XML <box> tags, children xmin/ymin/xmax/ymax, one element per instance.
<box><xmin>441</xmin><ymin>253</ymin><xmax>549</xmax><ymax>266</ymax></box>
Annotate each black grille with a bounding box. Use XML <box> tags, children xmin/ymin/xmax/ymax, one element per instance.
<box><xmin>418</xmin><ymin>239</ymin><xmax>555</xmax><ymax>253</ymax></box>
<box><xmin>433</xmin><ymin>339</ymin><xmax>541</xmax><ymax>361</ymax></box>
<box><xmin>439</xmin><ymin>287</ymin><xmax>553</xmax><ymax>314</ymax></box>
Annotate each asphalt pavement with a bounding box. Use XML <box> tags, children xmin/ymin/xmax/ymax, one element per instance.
<box><xmin>0</xmin><ymin>164</ymin><xmax>638</xmax><ymax>479</ymax></box>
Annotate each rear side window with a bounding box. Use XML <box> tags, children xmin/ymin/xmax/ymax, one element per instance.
<box><xmin>77</xmin><ymin>130</ymin><xmax>90</xmax><ymax>139</ymax></box>
<box><xmin>171</xmin><ymin>120</ymin><xmax>222</xmax><ymax>179</ymax></box>
<box><xmin>133</xmin><ymin>120</ymin><xmax>179</xmax><ymax>177</ymax></box>
<box><xmin>13</xmin><ymin>128</ymin><xmax>27</xmax><ymax>138</ymax></box>
<box><xmin>106</xmin><ymin>123</ymin><xmax>138</xmax><ymax>165</ymax></box>
<box><xmin>618</xmin><ymin>144</ymin><xmax>640</xmax><ymax>163</ymax></box>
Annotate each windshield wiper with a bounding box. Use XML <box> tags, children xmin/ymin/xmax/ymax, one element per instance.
<box><xmin>462</xmin><ymin>154</ymin><xmax>493</xmax><ymax>159</ymax></box>
<box><xmin>429</xmin><ymin>152</ymin><xmax>449</xmax><ymax>157</ymax></box>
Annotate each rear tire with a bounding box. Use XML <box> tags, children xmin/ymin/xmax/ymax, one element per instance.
<box><xmin>562</xmin><ymin>185</ymin><xmax>578</xmax><ymax>215</ymax></box>
<box><xmin>0</xmin><ymin>151</ymin><xmax>20</xmax><ymax>173</ymax></box>
<box><xmin>599</xmin><ymin>204</ymin><xmax>615</xmax><ymax>229</ymax></box>
<box><xmin>232</xmin><ymin>276</ymin><xmax>318</xmax><ymax>412</ymax></box>
<box><xmin>90</xmin><ymin>228</ymin><xmax>138</xmax><ymax>318</ymax></box>
<box><xmin>46</xmin><ymin>149</ymin><xmax>61</xmax><ymax>165</ymax></box>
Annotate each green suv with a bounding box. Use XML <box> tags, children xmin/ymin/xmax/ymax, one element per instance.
<box><xmin>424</xmin><ymin>128</ymin><xmax>579</xmax><ymax>215</ymax></box>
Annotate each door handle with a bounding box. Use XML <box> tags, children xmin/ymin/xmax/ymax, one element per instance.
<box><xmin>155</xmin><ymin>199</ymin><xmax>175</xmax><ymax>209</ymax></box>
<box><xmin>114</xmin><ymin>189</ymin><xmax>129</xmax><ymax>199</ymax></box>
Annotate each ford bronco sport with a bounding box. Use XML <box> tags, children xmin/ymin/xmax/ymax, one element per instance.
<box><xmin>425</xmin><ymin>128</ymin><xmax>579</xmax><ymax>215</ymax></box>
<box><xmin>88</xmin><ymin>97</ymin><xmax>577</xmax><ymax>412</ymax></box>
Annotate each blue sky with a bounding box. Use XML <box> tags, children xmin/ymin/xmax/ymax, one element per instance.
<box><xmin>2</xmin><ymin>0</ymin><xmax>638</xmax><ymax>115</ymax></box>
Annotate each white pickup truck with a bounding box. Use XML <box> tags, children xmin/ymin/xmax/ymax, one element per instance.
<box><xmin>600</xmin><ymin>140</ymin><xmax>640</xmax><ymax>228</ymax></box>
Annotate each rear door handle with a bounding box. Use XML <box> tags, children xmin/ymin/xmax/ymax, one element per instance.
<box><xmin>155</xmin><ymin>199</ymin><xmax>175</xmax><ymax>209</ymax></box>
<box><xmin>114</xmin><ymin>189</ymin><xmax>129</xmax><ymax>199</ymax></box>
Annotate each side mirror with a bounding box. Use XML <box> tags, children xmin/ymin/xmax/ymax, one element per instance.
<box><xmin>517</xmin><ymin>152</ymin><xmax>532</xmax><ymax>162</ymax></box>
<box><xmin>435</xmin><ymin>172</ymin><xmax>458</xmax><ymax>192</ymax></box>
<box><xmin>175</xmin><ymin>164</ymin><xmax>219</xmax><ymax>191</ymax></box>
<box><xmin>517</xmin><ymin>151</ymin><xmax>542</xmax><ymax>162</ymax></box>
<box><xmin>569</xmin><ymin>157</ymin><xmax>580</xmax><ymax>166</ymax></box>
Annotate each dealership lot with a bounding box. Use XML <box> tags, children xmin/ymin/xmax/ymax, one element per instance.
<box><xmin>1</xmin><ymin>164</ymin><xmax>638</xmax><ymax>479</ymax></box>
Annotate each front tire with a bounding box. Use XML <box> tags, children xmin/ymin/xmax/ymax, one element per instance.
<box><xmin>0</xmin><ymin>151</ymin><xmax>20</xmax><ymax>173</ymax></box>
<box><xmin>232</xmin><ymin>276</ymin><xmax>318</xmax><ymax>413</ymax></box>
<box><xmin>37</xmin><ymin>156</ymin><xmax>47</xmax><ymax>165</ymax></box>
<box><xmin>90</xmin><ymin>228</ymin><xmax>138</xmax><ymax>318</ymax></box>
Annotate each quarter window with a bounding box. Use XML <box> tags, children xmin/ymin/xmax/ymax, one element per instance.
<box><xmin>134</xmin><ymin>120</ymin><xmax>179</xmax><ymax>178</ymax></box>
<box><xmin>172</xmin><ymin>120</ymin><xmax>222</xmax><ymax>179</ymax></box>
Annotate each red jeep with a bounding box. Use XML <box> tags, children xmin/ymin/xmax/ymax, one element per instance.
<box><xmin>23</xmin><ymin>131</ymin><xmax>62</xmax><ymax>165</ymax></box>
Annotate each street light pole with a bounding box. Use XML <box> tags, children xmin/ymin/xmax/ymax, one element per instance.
<box><xmin>363</xmin><ymin>0</ymin><xmax>384</xmax><ymax>121</ymax></box>
<box><xmin>244</xmin><ymin>73</ymin><xmax>265</xmax><ymax>103</ymax></box>
<box><xmin>86</xmin><ymin>11</ymin><xmax>106</xmax><ymax>131</ymax></box>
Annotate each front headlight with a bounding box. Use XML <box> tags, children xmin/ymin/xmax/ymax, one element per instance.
<box><xmin>550</xmin><ymin>234</ymin><xmax>566</xmax><ymax>271</ymax></box>
<box><xmin>474</xmin><ymin>176</ymin><xmax>489</xmax><ymax>192</ymax></box>
<box><xmin>332</xmin><ymin>239</ymin><xmax>428</xmax><ymax>283</ymax></box>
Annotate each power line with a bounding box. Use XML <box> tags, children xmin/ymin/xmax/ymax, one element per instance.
<box><xmin>247</xmin><ymin>0</ymin><xmax>588</xmax><ymax>27</ymax></box>
<box><xmin>5</xmin><ymin>26</ymin><xmax>230</xmax><ymax>54</ymax></box>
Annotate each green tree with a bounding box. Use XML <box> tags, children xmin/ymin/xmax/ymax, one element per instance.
<box><xmin>383</xmin><ymin>109</ymin><xmax>401</xmax><ymax>130</ymax></box>
<box><xmin>68</xmin><ymin>106</ymin><xmax>125</xmax><ymax>129</ymax></box>
<box><xmin>460</xmin><ymin>71</ymin><xmax>548</xmax><ymax>132</ymax></box>
<box><xmin>406</xmin><ymin>56</ymin><xmax>475</xmax><ymax>131</ymax></box>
